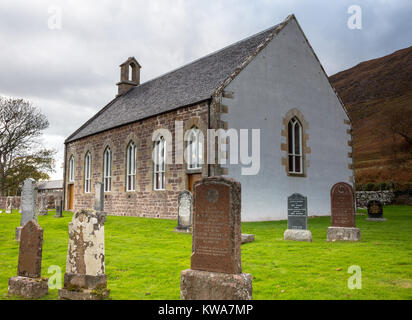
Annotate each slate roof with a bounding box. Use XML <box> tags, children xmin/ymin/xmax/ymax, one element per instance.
<box><xmin>37</xmin><ymin>180</ymin><xmax>63</xmax><ymax>190</ymax></box>
<box><xmin>66</xmin><ymin>22</ymin><xmax>283</xmax><ymax>143</ymax></box>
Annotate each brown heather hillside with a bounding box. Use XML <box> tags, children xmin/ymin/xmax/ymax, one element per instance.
<box><xmin>330</xmin><ymin>46</ymin><xmax>412</xmax><ymax>188</ymax></box>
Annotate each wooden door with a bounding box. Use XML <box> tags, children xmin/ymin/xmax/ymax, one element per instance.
<box><xmin>68</xmin><ymin>184</ymin><xmax>74</xmax><ymax>210</ymax></box>
<box><xmin>188</xmin><ymin>174</ymin><xmax>202</xmax><ymax>193</ymax></box>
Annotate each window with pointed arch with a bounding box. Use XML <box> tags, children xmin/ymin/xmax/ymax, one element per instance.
<box><xmin>103</xmin><ymin>147</ymin><xmax>112</xmax><ymax>192</ymax></box>
<box><xmin>288</xmin><ymin>117</ymin><xmax>303</xmax><ymax>174</ymax></box>
<box><xmin>187</xmin><ymin>126</ymin><xmax>203</xmax><ymax>170</ymax></box>
<box><xmin>69</xmin><ymin>155</ymin><xmax>75</xmax><ymax>182</ymax></box>
<box><xmin>154</xmin><ymin>135</ymin><xmax>166</xmax><ymax>190</ymax></box>
<box><xmin>84</xmin><ymin>152</ymin><xmax>92</xmax><ymax>193</ymax></box>
<box><xmin>126</xmin><ymin>142</ymin><xmax>136</xmax><ymax>192</ymax></box>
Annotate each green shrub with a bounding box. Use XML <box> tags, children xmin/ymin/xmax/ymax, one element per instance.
<box><xmin>365</xmin><ymin>183</ymin><xmax>375</xmax><ymax>191</ymax></box>
<box><xmin>378</xmin><ymin>182</ymin><xmax>388</xmax><ymax>190</ymax></box>
<box><xmin>355</xmin><ymin>184</ymin><xmax>363</xmax><ymax>191</ymax></box>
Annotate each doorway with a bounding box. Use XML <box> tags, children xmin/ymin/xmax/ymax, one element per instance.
<box><xmin>68</xmin><ymin>184</ymin><xmax>74</xmax><ymax>210</ymax></box>
<box><xmin>188</xmin><ymin>174</ymin><xmax>202</xmax><ymax>193</ymax></box>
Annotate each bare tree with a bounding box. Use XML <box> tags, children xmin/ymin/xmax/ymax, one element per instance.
<box><xmin>0</xmin><ymin>96</ymin><xmax>55</xmax><ymax>196</ymax></box>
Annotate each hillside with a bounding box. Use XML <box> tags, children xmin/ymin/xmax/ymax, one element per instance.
<box><xmin>330</xmin><ymin>46</ymin><xmax>412</xmax><ymax>188</ymax></box>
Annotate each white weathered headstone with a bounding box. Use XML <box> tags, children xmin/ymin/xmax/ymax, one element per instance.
<box><xmin>16</xmin><ymin>179</ymin><xmax>38</xmax><ymax>241</ymax></box>
<box><xmin>6</xmin><ymin>196</ymin><xmax>13</xmax><ymax>213</ymax></box>
<box><xmin>58</xmin><ymin>209</ymin><xmax>109</xmax><ymax>300</ymax></box>
<box><xmin>175</xmin><ymin>190</ymin><xmax>192</xmax><ymax>233</ymax></box>
<box><xmin>38</xmin><ymin>194</ymin><xmax>48</xmax><ymax>216</ymax></box>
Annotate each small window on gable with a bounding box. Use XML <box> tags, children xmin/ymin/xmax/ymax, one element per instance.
<box><xmin>126</xmin><ymin>142</ymin><xmax>136</xmax><ymax>192</ymax></box>
<box><xmin>288</xmin><ymin>117</ymin><xmax>303</xmax><ymax>174</ymax></box>
<box><xmin>84</xmin><ymin>152</ymin><xmax>92</xmax><ymax>193</ymax></box>
<box><xmin>154</xmin><ymin>135</ymin><xmax>166</xmax><ymax>191</ymax></box>
<box><xmin>103</xmin><ymin>147</ymin><xmax>112</xmax><ymax>192</ymax></box>
<box><xmin>69</xmin><ymin>156</ymin><xmax>75</xmax><ymax>182</ymax></box>
<box><xmin>187</xmin><ymin>127</ymin><xmax>203</xmax><ymax>170</ymax></box>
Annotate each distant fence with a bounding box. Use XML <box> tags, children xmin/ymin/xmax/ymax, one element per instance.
<box><xmin>355</xmin><ymin>190</ymin><xmax>395</xmax><ymax>208</ymax></box>
<box><xmin>0</xmin><ymin>194</ymin><xmax>61</xmax><ymax>210</ymax></box>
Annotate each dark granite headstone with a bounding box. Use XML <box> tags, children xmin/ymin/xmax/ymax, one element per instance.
<box><xmin>287</xmin><ymin>193</ymin><xmax>308</xmax><ymax>230</ymax></box>
<box><xmin>54</xmin><ymin>197</ymin><xmax>63</xmax><ymax>218</ymax></box>
<box><xmin>191</xmin><ymin>177</ymin><xmax>241</xmax><ymax>274</ymax></box>
<box><xmin>367</xmin><ymin>200</ymin><xmax>384</xmax><ymax>220</ymax></box>
<box><xmin>330</xmin><ymin>182</ymin><xmax>355</xmax><ymax>228</ymax></box>
<box><xmin>94</xmin><ymin>182</ymin><xmax>104</xmax><ymax>212</ymax></box>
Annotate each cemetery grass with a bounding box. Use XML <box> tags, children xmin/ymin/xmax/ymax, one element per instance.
<box><xmin>0</xmin><ymin>206</ymin><xmax>411</xmax><ymax>300</ymax></box>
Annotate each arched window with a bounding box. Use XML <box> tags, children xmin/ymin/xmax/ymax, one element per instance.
<box><xmin>288</xmin><ymin>117</ymin><xmax>303</xmax><ymax>174</ymax></box>
<box><xmin>187</xmin><ymin>127</ymin><xmax>203</xmax><ymax>170</ymax></box>
<box><xmin>154</xmin><ymin>136</ymin><xmax>166</xmax><ymax>190</ymax></box>
<box><xmin>69</xmin><ymin>156</ymin><xmax>75</xmax><ymax>182</ymax></box>
<box><xmin>103</xmin><ymin>147</ymin><xmax>112</xmax><ymax>192</ymax></box>
<box><xmin>84</xmin><ymin>152</ymin><xmax>92</xmax><ymax>193</ymax></box>
<box><xmin>126</xmin><ymin>142</ymin><xmax>136</xmax><ymax>192</ymax></box>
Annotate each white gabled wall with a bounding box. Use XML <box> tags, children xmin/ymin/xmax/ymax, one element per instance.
<box><xmin>221</xmin><ymin>18</ymin><xmax>352</xmax><ymax>221</ymax></box>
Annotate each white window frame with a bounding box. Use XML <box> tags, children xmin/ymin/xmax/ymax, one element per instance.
<box><xmin>69</xmin><ymin>156</ymin><xmax>75</xmax><ymax>182</ymax></box>
<box><xmin>126</xmin><ymin>142</ymin><xmax>136</xmax><ymax>192</ymax></box>
<box><xmin>154</xmin><ymin>136</ymin><xmax>166</xmax><ymax>191</ymax></box>
<box><xmin>187</xmin><ymin>127</ymin><xmax>203</xmax><ymax>170</ymax></box>
<box><xmin>84</xmin><ymin>152</ymin><xmax>92</xmax><ymax>193</ymax></box>
<box><xmin>103</xmin><ymin>147</ymin><xmax>112</xmax><ymax>192</ymax></box>
<box><xmin>288</xmin><ymin>117</ymin><xmax>303</xmax><ymax>174</ymax></box>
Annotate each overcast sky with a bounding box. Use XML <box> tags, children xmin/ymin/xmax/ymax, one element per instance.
<box><xmin>0</xmin><ymin>0</ymin><xmax>411</xmax><ymax>180</ymax></box>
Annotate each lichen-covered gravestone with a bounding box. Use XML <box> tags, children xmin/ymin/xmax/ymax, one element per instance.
<box><xmin>180</xmin><ymin>177</ymin><xmax>252</xmax><ymax>300</ymax></box>
<box><xmin>58</xmin><ymin>209</ymin><xmax>110</xmax><ymax>300</ymax></box>
<box><xmin>6</xmin><ymin>196</ymin><xmax>13</xmax><ymax>213</ymax></box>
<box><xmin>54</xmin><ymin>196</ymin><xmax>63</xmax><ymax>218</ymax></box>
<box><xmin>8</xmin><ymin>220</ymin><xmax>48</xmax><ymax>298</ymax></box>
<box><xmin>175</xmin><ymin>190</ymin><xmax>193</xmax><ymax>233</ymax></box>
<box><xmin>327</xmin><ymin>182</ymin><xmax>361</xmax><ymax>241</ymax></box>
<box><xmin>16</xmin><ymin>179</ymin><xmax>38</xmax><ymax>241</ymax></box>
<box><xmin>366</xmin><ymin>200</ymin><xmax>386</xmax><ymax>221</ymax></box>
<box><xmin>284</xmin><ymin>193</ymin><xmax>312</xmax><ymax>242</ymax></box>
<box><xmin>38</xmin><ymin>194</ymin><xmax>48</xmax><ymax>216</ymax></box>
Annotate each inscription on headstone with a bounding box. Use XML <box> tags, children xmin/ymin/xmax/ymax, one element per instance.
<box><xmin>191</xmin><ymin>178</ymin><xmax>241</xmax><ymax>274</ymax></box>
<box><xmin>330</xmin><ymin>182</ymin><xmax>355</xmax><ymax>228</ymax></box>
<box><xmin>287</xmin><ymin>193</ymin><xmax>308</xmax><ymax>230</ymax></box>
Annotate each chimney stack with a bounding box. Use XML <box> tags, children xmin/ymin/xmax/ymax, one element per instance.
<box><xmin>116</xmin><ymin>57</ymin><xmax>141</xmax><ymax>96</ymax></box>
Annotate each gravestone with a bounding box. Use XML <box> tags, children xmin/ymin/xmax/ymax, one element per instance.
<box><xmin>366</xmin><ymin>200</ymin><xmax>386</xmax><ymax>221</ymax></box>
<box><xmin>6</xmin><ymin>196</ymin><xmax>13</xmax><ymax>213</ymax></box>
<box><xmin>327</xmin><ymin>182</ymin><xmax>361</xmax><ymax>241</ymax></box>
<box><xmin>180</xmin><ymin>177</ymin><xmax>252</xmax><ymax>300</ymax></box>
<box><xmin>94</xmin><ymin>182</ymin><xmax>104</xmax><ymax>212</ymax></box>
<box><xmin>38</xmin><ymin>194</ymin><xmax>48</xmax><ymax>216</ymax></box>
<box><xmin>284</xmin><ymin>193</ymin><xmax>312</xmax><ymax>242</ymax></box>
<box><xmin>16</xmin><ymin>179</ymin><xmax>38</xmax><ymax>241</ymax></box>
<box><xmin>58</xmin><ymin>209</ymin><xmax>110</xmax><ymax>300</ymax></box>
<box><xmin>175</xmin><ymin>190</ymin><xmax>193</xmax><ymax>233</ymax></box>
<box><xmin>54</xmin><ymin>196</ymin><xmax>63</xmax><ymax>218</ymax></box>
<box><xmin>8</xmin><ymin>220</ymin><xmax>48</xmax><ymax>298</ymax></box>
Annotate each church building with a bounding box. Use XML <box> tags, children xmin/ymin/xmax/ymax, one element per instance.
<box><xmin>63</xmin><ymin>14</ymin><xmax>354</xmax><ymax>221</ymax></box>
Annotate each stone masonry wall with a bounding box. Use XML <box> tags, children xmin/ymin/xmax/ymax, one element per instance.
<box><xmin>65</xmin><ymin>102</ymin><xmax>209</xmax><ymax>219</ymax></box>
<box><xmin>355</xmin><ymin>190</ymin><xmax>395</xmax><ymax>208</ymax></box>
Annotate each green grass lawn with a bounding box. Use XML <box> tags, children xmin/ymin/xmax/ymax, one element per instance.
<box><xmin>0</xmin><ymin>206</ymin><xmax>411</xmax><ymax>300</ymax></box>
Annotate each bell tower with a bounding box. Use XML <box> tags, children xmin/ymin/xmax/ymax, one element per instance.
<box><xmin>116</xmin><ymin>57</ymin><xmax>141</xmax><ymax>96</ymax></box>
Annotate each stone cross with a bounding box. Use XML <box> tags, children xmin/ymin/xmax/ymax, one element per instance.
<box><xmin>94</xmin><ymin>182</ymin><xmax>104</xmax><ymax>212</ymax></box>
<box><xmin>6</xmin><ymin>196</ymin><xmax>13</xmax><ymax>213</ymax></box>
<box><xmin>59</xmin><ymin>209</ymin><xmax>109</xmax><ymax>299</ymax></box>
<box><xmin>191</xmin><ymin>177</ymin><xmax>242</xmax><ymax>274</ymax></box>
<box><xmin>175</xmin><ymin>190</ymin><xmax>192</xmax><ymax>233</ymax></box>
<box><xmin>16</xmin><ymin>179</ymin><xmax>38</xmax><ymax>241</ymax></box>
<box><xmin>17</xmin><ymin>220</ymin><xmax>43</xmax><ymax>278</ymax></box>
<box><xmin>38</xmin><ymin>194</ymin><xmax>48</xmax><ymax>216</ymax></box>
<box><xmin>330</xmin><ymin>182</ymin><xmax>355</xmax><ymax>228</ymax></box>
<box><xmin>54</xmin><ymin>196</ymin><xmax>63</xmax><ymax>218</ymax></box>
